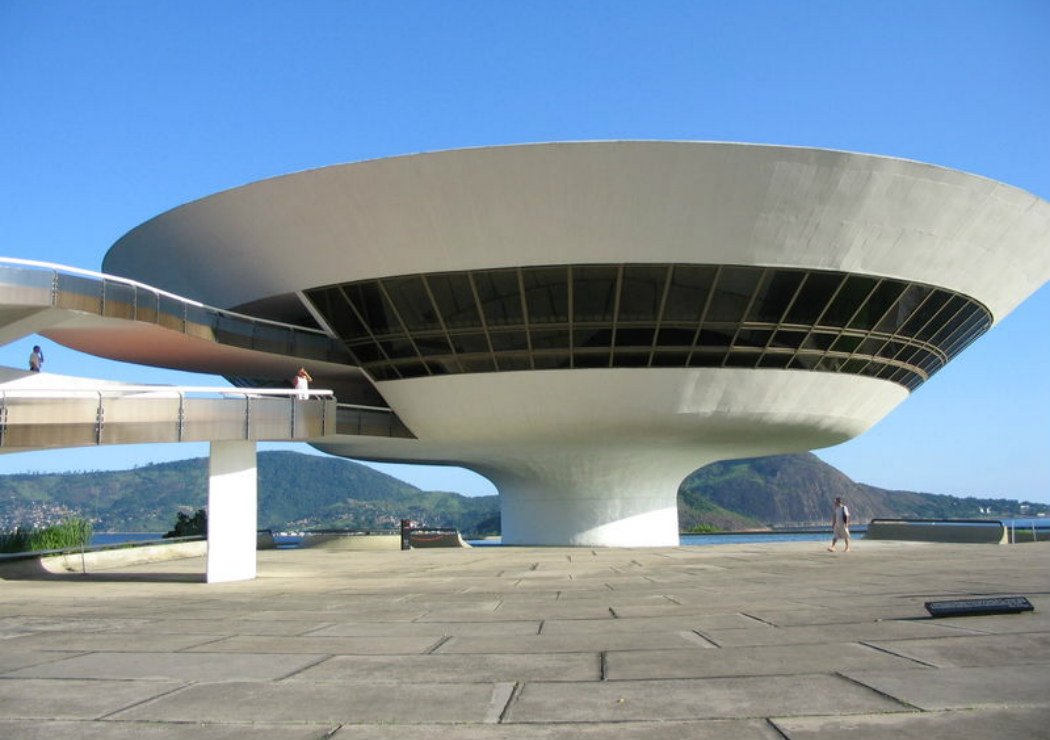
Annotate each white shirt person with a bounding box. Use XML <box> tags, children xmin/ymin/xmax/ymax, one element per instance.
<box><xmin>294</xmin><ymin>367</ymin><xmax>313</xmax><ymax>400</ymax></box>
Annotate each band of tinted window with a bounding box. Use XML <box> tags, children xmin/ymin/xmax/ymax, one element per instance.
<box><xmin>303</xmin><ymin>264</ymin><xmax>992</xmax><ymax>391</ymax></box>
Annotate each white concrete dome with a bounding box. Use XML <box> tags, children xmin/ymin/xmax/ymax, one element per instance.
<box><xmin>100</xmin><ymin>142</ymin><xmax>1050</xmax><ymax>546</ymax></box>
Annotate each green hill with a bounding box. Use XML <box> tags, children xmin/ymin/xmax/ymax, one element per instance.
<box><xmin>0</xmin><ymin>450</ymin><xmax>1044</xmax><ymax>534</ymax></box>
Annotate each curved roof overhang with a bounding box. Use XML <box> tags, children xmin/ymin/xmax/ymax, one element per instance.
<box><xmin>104</xmin><ymin>141</ymin><xmax>1050</xmax><ymax>323</ymax></box>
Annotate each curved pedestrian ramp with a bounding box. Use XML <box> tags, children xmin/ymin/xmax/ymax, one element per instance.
<box><xmin>0</xmin><ymin>258</ymin><xmax>417</xmax><ymax>584</ymax></box>
<box><xmin>0</xmin><ymin>381</ymin><xmax>335</xmax><ymax>450</ymax></box>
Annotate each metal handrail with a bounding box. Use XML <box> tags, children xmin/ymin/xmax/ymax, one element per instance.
<box><xmin>0</xmin><ymin>386</ymin><xmax>333</xmax><ymax>399</ymax></box>
<box><xmin>0</xmin><ymin>257</ymin><xmax>331</xmax><ymax>337</ymax></box>
<box><xmin>0</xmin><ymin>384</ymin><xmax>338</xmax><ymax>447</ymax></box>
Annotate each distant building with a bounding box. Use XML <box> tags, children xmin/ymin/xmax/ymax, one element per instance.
<box><xmin>48</xmin><ymin>143</ymin><xmax>1050</xmax><ymax>546</ymax></box>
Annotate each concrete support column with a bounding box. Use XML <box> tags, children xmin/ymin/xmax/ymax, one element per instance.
<box><xmin>206</xmin><ymin>440</ymin><xmax>257</xmax><ymax>583</ymax></box>
<box><xmin>480</xmin><ymin>450</ymin><xmax>706</xmax><ymax>547</ymax></box>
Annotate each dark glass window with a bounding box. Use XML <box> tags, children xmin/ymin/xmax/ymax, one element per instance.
<box><xmin>900</xmin><ymin>290</ymin><xmax>951</xmax><ymax>336</ymax></box>
<box><xmin>656</xmin><ymin>327</ymin><xmax>696</xmax><ymax>347</ymax></box>
<box><xmin>697</xmin><ymin>328</ymin><xmax>733</xmax><ymax>348</ymax></box>
<box><xmin>830</xmin><ymin>335</ymin><xmax>862</xmax><ymax>354</ymax></box>
<box><xmin>784</xmin><ymin>272</ymin><xmax>843</xmax><ymax>325</ymax></box>
<box><xmin>758</xmin><ymin>353</ymin><xmax>792</xmax><ymax>369</ymax></box>
<box><xmin>345</xmin><ymin>282</ymin><xmax>398</xmax><ymax>336</ymax></box>
<box><xmin>474</xmin><ymin>270</ymin><xmax>523</xmax><ymax>326</ymax></box>
<box><xmin>382</xmin><ymin>276</ymin><xmax>442</xmax><ymax>332</ymax></box>
<box><xmin>575</xmin><ymin>328</ymin><xmax>613</xmax><ymax>348</ymax></box>
<box><xmin>690</xmin><ymin>351</ymin><xmax>726</xmax><ymax>367</ymax></box>
<box><xmin>618</xmin><ymin>265</ymin><xmax>667</xmax><ymax>322</ymax></box>
<box><xmin>378</xmin><ymin>337</ymin><xmax>416</xmax><ymax>359</ymax></box>
<box><xmin>735</xmin><ymin>329</ymin><xmax>772</xmax><ymax>348</ymax></box>
<box><xmin>306</xmin><ymin>287</ymin><xmax>368</xmax><ymax>338</ymax></box>
<box><xmin>849</xmin><ymin>280</ymin><xmax>906</xmax><ymax>331</ymax></box>
<box><xmin>612</xmin><ymin>350</ymin><xmax>651</xmax><ymax>367</ymax></box>
<box><xmin>614</xmin><ymin>327</ymin><xmax>655</xmax><ymax>347</ymax></box>
<box><xmin>706</xmin><ymin>267</ymin><xmax>762</xmax><ymax>323</ymax></box>
<box><xmin>724</xmin><ymin>351</ymin><xmax>760</xmax><ymax>368</ymax></box>
<box><xmin>427</xmin><ymin>273</ymin><xmax>480</xmax><ymax>329</ymax></box>
<box><xmin>651</xmin><ymin>350</ymin><xmax>690</xmax><ymax>367</ymax></box>
<box><xmin>573</xmin><ymin>265</ymin><xmax>619</xmax><ymax>323</ymax></box>
<box><xmin>495</xmin><ymin>355</ymin><xmax>532</xmax><ymax>371</ymax></box>
<box><xmin>348</xmin><ymin>341</ymin><xmax>383</xmax><ymax>363</ymax></box>
<box><xmin>413</xmin><ymin>334</ymin><xmax>453</xmax><ymax>357</ymax></box>
<box><xmin>822</xmin><ymin>275</ymin><xmax>878</xmax><ymax>327</ymax></box>
<box><xmin>663</xmin><ymin>265</ymin><xmax>716</xmax><ymax>322</ymax></box>
<box><xmin>489</xmin><ymin>330</ymin><xmax>530</xmax><ymax>352</ymax></box>
<box><xmin>449</xmin><ymin>332</ymin><xmax>490</xmax><ymax>355</ymax></box>
<box><xmin>523</xmin><ymin>267</ymin><xmax>569</xmax><ymax>325</ymax></box>
<box><xmin>573</xmin><ymin>350</ymin><xmax>611</xmax><ymax>368</ymax></box>
<box><xmin>747</xmin><ymin>270</ymin><xmax>805</xmax><ymax>323</ymax></box>
<box><xmin>460</xmin><ymin>356</ymin><xmax>497</xmax><ymax>373</ymax></box>
<box><xmin>916</xmin><ymin>295</ymin><xmax>965</xmax><ymax>341</ymax></box>
<box><xmin>532</xmin><ymin>353</ymin><xmax>570</xmax><ymax>369</ymax></box>
<box><xmin>306</xmin><ymin>263</ymin><xmax>989</xmax><ymax>393</ymax></box>
<box><xmin>771</xmin><ymin>330</ymin><xmax>807</xmax><ymax>349</ymax></box>
<box><xmin>531</xmin><ymin>329</ymin><xmax>570</xmax><ymax>350</ymax></box>
<box><xmin>876</xmin><ymin>284</ymin><xmax>931</xmax><ymax>334</ymax></box>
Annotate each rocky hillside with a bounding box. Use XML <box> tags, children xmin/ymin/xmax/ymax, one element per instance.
<box><xmin>0</xmin><ymin>450</ymin><xmax>1044</xmax><ymax>533</ymax></box>
<box><xmin>683</xmin><ymin>453</ymin><xmax>1045</xmax><ymax>526</ymax></box>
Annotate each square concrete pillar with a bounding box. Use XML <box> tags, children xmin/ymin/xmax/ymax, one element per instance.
<box><xmin>206</xmin><ymin>440</ymin><xmax>257</xmax><ymax>583</ymax></box>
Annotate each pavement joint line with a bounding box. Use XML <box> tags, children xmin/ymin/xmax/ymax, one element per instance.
<box><xmin>493</xmin><ymin>680</ymin><xmax>521</xmax><ymax>723</ymax></box>
<box><xmin>425</xmin><ymin>635</ymin><xmax>453</xmax><ymax>654</ymax></box>
<box><xmin>856</xmin><ymin>640</ymin><xmax>941</xmax><ymax>668</ymax></box>
<box><xmin>173</xmin><ymin>635</ymin><xmax>234</xmax><ymax>652</ymax></box>
<box><xmin>683</xmin><ymin>629</ymin><xmax>719</xmax><ymax>648</ymax></box>
<box><xmin>692</xmin><ymin>629</ymin><xmax>722</xmax><ymax>647</ymax></box>
<box><xmin>93</xmin><ymin>681</ymin><xmax>193</xmax><ymax>721</ymax></box>
<box><xmin>832</xmin><ymin>669</ymin><xmax>926</xmax><ymax>712</ymax></box>
<box><xmin>299</xmin><ymin>623</ymin><xmax>338</xmax><ymax>636</ymax></box>
<box><xmin>739</xmin><ymin>611</ymin><xmax>777</xmax><ymax>626</ymax></box>
<box><xmin>765</xmin><ymin>717</ymin><xmax>792</xmax><ymax>739</ymax></box>
<box><xmin>274</xmin><ymin>653</ymin><xmax>336</xmax><ymax>681</ymax></box>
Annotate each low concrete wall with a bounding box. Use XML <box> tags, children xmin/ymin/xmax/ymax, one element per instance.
<box><xmin>0</xmin><ymin>540</ymin><xmax>209</xmax><ymax>578</ymax></box>
<box><xmin>300</xmin><ymin>534</ymin><xmax>401</xmax><ymax>550</ymax></box>
<box><xmin>866</xmin><ymin>520</ymin><xmax>1007</xmax><ymax>544</ymax></box>
<box><xmin>42</xmin><ymin>540</ymin><xmax>210</xmax><ymax>573</ymax></box>
<box><xmin>409</xmin><ymin>531</ymin><xmax>472</xmax><ymax>548</ymax></box>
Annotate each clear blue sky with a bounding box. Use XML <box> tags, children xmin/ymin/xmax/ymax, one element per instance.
<box><xmin>1</xmin><ymin>1</ymin><xmax>1047</xmax><ymax>503</ymax></box>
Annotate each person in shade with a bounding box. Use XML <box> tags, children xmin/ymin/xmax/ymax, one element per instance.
<box><xmin>294</xmin><ymin>367</ymin><xmax>313</xmax><ymax>400</ymax></box>
<box><xmin>28</xmin><ymin>345</ymin><xmax>44</xmax><ymax>372</ymax></box>
<box><xmin>828</xmin><ymin>496</ymin><xmax>851</xmax><ymax>552</ymax></box>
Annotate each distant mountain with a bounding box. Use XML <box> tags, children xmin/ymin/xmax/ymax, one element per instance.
<box><xmin>0</xmin><ymin>450</ymin><xmax>1044</xmax><ymax>534</ymax></box>
<box><xmin>681</xmin><ymin>453</ymin><xmax>1048</xmax><ymax>527</ymax></box>
<box><xmin>0</xmin><ymin>452</ymin><xmax>498</xmax><ymax>535</ymax></box>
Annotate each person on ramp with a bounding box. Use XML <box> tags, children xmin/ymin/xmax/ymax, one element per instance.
<box><xmin>294</xmin><ymin>367</ymin><xmax>313</xmax><ymax>400</ymax></box>
<box><xmin>828</xmin><ymin>496</ymin><xmax>851</xmax><ymax>552</ymax></box>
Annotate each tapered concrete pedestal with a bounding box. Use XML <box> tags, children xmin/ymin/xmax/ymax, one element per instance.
<box><xmin>206</xmin><ymin>440</ymin><xmax>257</xmax><ymax>583</ymax></box>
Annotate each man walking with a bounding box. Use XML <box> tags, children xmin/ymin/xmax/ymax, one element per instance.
<box><xmin>828</xmin><ymin>496</ymin><xmax>851</xmax><ymax>552</ymax></box>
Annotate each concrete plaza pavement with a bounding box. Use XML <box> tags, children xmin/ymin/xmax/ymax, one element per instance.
<box><xmin>0</xmin><ymin>539</ymin><xmax>1048</xmax><ymax>738</ymax></box>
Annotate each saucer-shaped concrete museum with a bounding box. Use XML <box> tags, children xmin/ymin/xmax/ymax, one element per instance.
<box><xmin>85</xmin><ymin>142</ymin><xmax>1050</xmax><ymax>546</ymax></box>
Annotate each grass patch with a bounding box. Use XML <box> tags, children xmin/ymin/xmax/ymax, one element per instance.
<box><xmin>0</xmin><ymin>518</ymin><xmax>93</xmax><ymax>554</ymax></box>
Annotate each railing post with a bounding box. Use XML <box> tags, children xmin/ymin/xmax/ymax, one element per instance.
<box><xmin>244</xmin><ymin>395</ymin><xmax>252</xmax><ymax>439</ymax></box>
<box><xmin>0</xmin><ymin>392</ymin><xmax>7</xmax><ymax>448</ymax></box>
<box><xmin>95</xmin><ymin>392</ymin><xmax>105</xmax><ymax>445</ymax></box>
<box><xmin>177</xmin><ymin>393</ymin><xmax>185</xmax><ymax>442</ymax></box>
